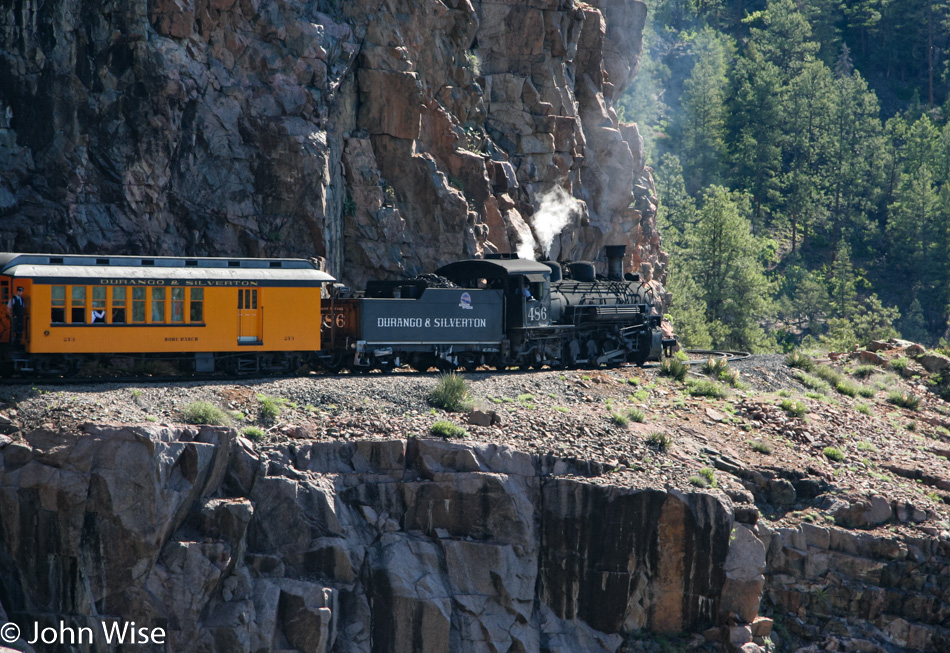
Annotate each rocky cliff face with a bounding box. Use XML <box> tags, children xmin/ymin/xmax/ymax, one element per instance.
<box><xmin>0</xmin><ymin>425</ymin><xmax>760</xmax><ymax>652</ymax></box>
<box><xmin>0</xmin><ymin>0</ymin><xmax>666</xmax><ymax>290</ymax></box>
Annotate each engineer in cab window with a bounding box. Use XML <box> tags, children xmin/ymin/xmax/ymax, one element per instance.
<box><xmin>8</xmin><ymin>286</ymin><xmax>24</xmax><ymax>346</ymax></box>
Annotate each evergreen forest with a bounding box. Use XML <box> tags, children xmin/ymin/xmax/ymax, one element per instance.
<box><xmin>620</xmin><ymin>0</ymin><xmax>950</xmax><ymax>352</ymax></box>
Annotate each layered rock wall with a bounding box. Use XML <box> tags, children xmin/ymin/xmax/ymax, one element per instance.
<box><xmin>0</xmin><ymin>0</ymin><xmax>666</xmax><ymax>291</ymax></box>
<box><xmin>0</xmin><ymin>425</ymin><xmax>754</xmax><ymax>652</ymax></box>
<box><xmin>764</xmin><ymin>523</ymin><xmax>950</xmax><ymax>651</ymax></box>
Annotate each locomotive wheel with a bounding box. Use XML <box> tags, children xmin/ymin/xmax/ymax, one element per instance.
<box><xmin>321</xmin><ymin>351</ymin><xmax>347</xmax><ymax>374</ymax></box>
<box><xmin>409</xmin><ymin>354</ymin><xmax>435</xmax><ymax>372</ymax></box>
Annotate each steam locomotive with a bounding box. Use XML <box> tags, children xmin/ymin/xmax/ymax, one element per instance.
<box><xmin>0</xmin><ymin>245</ymin><xmax>673</xmax><ymax>376</ymax></box>
<box><xmin>321</xmin><ymin>244</ymin><xmax>673</xmax><ymax>372</ymax></box>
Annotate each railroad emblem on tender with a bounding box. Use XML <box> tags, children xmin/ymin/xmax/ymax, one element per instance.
<box><xmin>459</xmin><ymin>292</ymin><xmax>473</xmax><ymax>309</ymax></box>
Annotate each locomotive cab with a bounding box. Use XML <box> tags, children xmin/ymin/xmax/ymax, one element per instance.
<box><xmin>436</xmin><ymin>256</ymin><xmax>557</xmax><ymax>331</ymax></box>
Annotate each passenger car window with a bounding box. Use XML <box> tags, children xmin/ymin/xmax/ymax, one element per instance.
<box><xmin>71</xmin><ymin>286</ymin><xmax>86</xmax><ymax>323</ymax></box>
<box><xmin>51</xmin><ymin>286</ymin><xmax>66</xmax><ymax>323</ymax></box>
<box><xmin>151</xmin><ymin>287</ymin><xmax>165</xmax><ymax>322</ymax></box>
<box><xmin>171</xmin><ymin>287</ymin><xmax>184</xmax><ymax>323</ymax></box>
<box><xmin>132</xmin><ymin>288</ymin><xmax>146</xmax><ymax>322</ymax></box>
<box><xmin>190</xmin><ymin>288</ymin><xmax>204</xmax><ymax>322</ymax></box>
<box><xmin>112</xmin><ymin>287</ymin><xmax>126</xmax><ymax>323</ymax></box>
<box><xmin>92</xmin><ymin>287</ymin><xmax>106</xmax><ymax>323</ymax></box>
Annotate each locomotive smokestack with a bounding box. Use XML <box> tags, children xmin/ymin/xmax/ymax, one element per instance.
<box><xmin>605</xmin><ymin>245</ymin><xmax>626</xmax><ymax>280</ymax></box>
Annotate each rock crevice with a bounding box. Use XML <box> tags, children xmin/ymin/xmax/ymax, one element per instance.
<box><xmin>0</xmin><ymin>425</ymin><xmax>756</xmax><ymax>652</ymax></box>
<box><xmin>0</xmin><ymin>0</ymin><xmax>666</xmax><ymax>294</ymax></box>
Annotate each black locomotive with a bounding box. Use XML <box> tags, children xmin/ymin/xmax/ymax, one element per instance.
<box><xmin>320</xmin><ymin>245</ymin><xmax>674</xmax><ymax>372</ymax></box>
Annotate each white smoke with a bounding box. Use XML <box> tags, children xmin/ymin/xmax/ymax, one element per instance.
<box><xmin>519</xmin><ymin>186</ymin><xmax>579</xmax><ymax>260</ymax></box>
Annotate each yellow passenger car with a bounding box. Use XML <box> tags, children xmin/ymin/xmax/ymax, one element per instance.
<box><xmin>0</xmin><ymin>253</ymin><xmax>334</xmax><ymax>375</ymax></box>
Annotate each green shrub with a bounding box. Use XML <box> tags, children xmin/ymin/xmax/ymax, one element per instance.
<box><xmin>890</xmin><ymin>357</ymin><xmax>910</xmax><ymax>373</ymax></box>
<box><xmin>749</xmin><ymin>440</ymin><xmax>772</xmax><ymax>454</ymax></box>
<box><xmin>835</xmin><ymin>379</ymin><xmax>859</xmax><ymax>397</ymax></box>
<box><xmin>779</xmin><ymin>398</ymin><xmax>807</xmax><ymax>417</ymax></box>
<box><xmin>182</xmin><ymin>401</ymin><xmax>230</xmax><ymax>426</ymax></box>
<box><xmin>427</xmin><ymin>372</ymin><xmax>474</xmax><ymax>412</ymax></box>
<box><xmin>686</xmin><ymin>378</ymin><xmax>727</xmax><ymax>399</ymax></box>
<box><xmin>610</xmin><ymin>412</ymin><xmax>629</xmax><ymax>427</ymax></box>
<box><xmin>785</xmin><ymin>351</ymin><xmax>815</xmax><ymax>372</ymax></box>
<box><xmin>823</xmin><ymin>446</ymin><xmax>845</xmax><ymax>462</ymax></box>
<box><xmin>688</xmin><ymin>475</ymin><xmax>709</xmax><ymax>488</ymax></box>
<box><xmin>814</xmin><ymin>365</ymin><xmax>843</xmax><ymax>386</ymax></box>
<box><xmin>659</xmin><ymin>357</ymin><xmax>689</xmax><ymax>382</ymax></box>
<box><xmin>702</xmin><ymin>357</ymin><xmax>742</xmax><ymax>386</ymax></box>
<box><xmin>627</xmin><ymin>407</ymin><xmax>646</xmax><ymax>423</ymax></box>
<box><xmin>430</xmin><ymin>420</ymin><xmax>468</xmax><ymax>438</ymax></box>
<box><xmin>851</xmin><ymin>364</ymin><xmax>878</xmax><ymax>379</ymax></box>
<box><xmin>257</xmin><ymin>394</ymin><xmax>283</xmax><ymax>421</ymax></box>
<box><xmin>794</xmin><ymin>370</ymin><xmax>830</xmax><ymax>394</ymax></box>
<box><xmin>699</xmin><ymin>467</ymin><xmax>717</xmax><ymax>487</ymax></box>
<box><xmin>646</xmin><ymin>431</ymin><xmax>673</xmax><ymax>451</ymax></box>
<box><xmin>242</xmin><ymin>426</ymin><xmax>265</xmax><ymax>441</ymax></box>
<box><xmin>856</xmin><ymin>440</ymin><xmax>878</xmax><ymax>452</ymax></box>
<box><xmin>887</xmin><ymin>391</ymin><xmax>920</xmax><ymax>410</ymax></box>
<box><xmin>856</xmin><ymin>385</ymin><xmax>876</xmax><ymax>398</ymax></box>
<box><xmin>855</xmin><ymin>403</ymin><xmax>871</xmax><ymax>415</ymax></box>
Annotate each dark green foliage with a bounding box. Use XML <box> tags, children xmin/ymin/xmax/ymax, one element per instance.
<box><xmin>686</xmin><ymin>378</ymin><xmax>728</xmax><ymax>398</ymax></box>
<box><xmin>257</xmin><ymin>394</ymin><xmax>282</xmax><ymax>421</ymax></box>
<box><xmin>785</xmin><ymin>351</ymin><xmax>815</xmax><ymax>372</ymax></box>
<box><xmin>430</xmin><ymin>420</ymin><xmax>468</xmax><ymax>438</ymax></box>
<box><xmin>618</xmin><ymin>0</ymin><xmax>950</xmax><ymax>349</ymax></box>
<box><xmin>183</xmin><ymin>401</ymin><xmax>230</xmax><ymax>426</ymax></box>
<box><xmin>823</xmin><ymin>446</ymin><xmax>845</xmax><ymax>462</ymax></box>
<box><xmin>749</xmin><ymin>440</ymin><xmax>773</xmax><ymax>454</ymax></box>
<box><xmin>659</xmin><ymin>356</ymin><xmax>689</xmax><ymax>381</ymax></box>
<box><xmin>673</xmin><ymin>186</ymin><xmax>773</xmax><ymax>351</ymax></box>
<box><xmin>779</xmin><ymin>398</ymin><xmax>807</xmax><ymax>417</ymax></box>
<box><xmin>428</xmin><ymin>373</ymin><xmax>474</xmax><ymax>412</ymax></box>
<box><xmin>794</xmin><ymin>370</ymin><xmax>831</xmax><ymax>394</ymax></box>
<box><xmin>647</xmin><ymin>431</ymin><xmax>673</xmax><ymax>451</ymax></box>
<box><xmin>887</xmin><ymin>391</ymin><xmax>921</xmax><ymax>410</ymax></box>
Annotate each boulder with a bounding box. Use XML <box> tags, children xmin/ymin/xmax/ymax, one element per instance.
<box><xmin>919</xmin><ymin>352</ymin><xmax>950</xmax><ymax>374</ymax></box>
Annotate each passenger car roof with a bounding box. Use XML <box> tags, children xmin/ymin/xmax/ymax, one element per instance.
<box><xmin>0</xmin><ymin>253</ymin><xmax>334</xmax><ymax>286</ymax></box>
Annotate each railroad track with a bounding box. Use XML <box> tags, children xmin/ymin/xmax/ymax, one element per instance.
<box><xmin>1</xmin><ymin>351</ymin><xmax>754</xmax><ymax>386</ymax></box>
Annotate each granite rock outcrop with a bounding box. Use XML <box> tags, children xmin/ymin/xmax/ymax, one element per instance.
<box><xmin>0</xmin><ymin>0</ymin><xmax>666</xmax><ymax>293</ymax></box>
<box><xmin>0</xmin><ymin>424</ymin><xmax>757</xmax><ymax>652</ymax></box>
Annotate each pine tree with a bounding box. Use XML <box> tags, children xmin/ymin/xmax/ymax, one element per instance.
<box><xmin>747</xmin><ymin>0</ymin><xmax>820</xmax><ymax>80</ymax></box>
<box><xmin>680</xmin><ymin>28</ymin><xmax>731</xmax><ymax>193</ymax></box>
<box><xmin>822</xmin><ymin>242</ymin><xmax>901</xmax><ymax>349</ymax></box>
<box><xmin>901</xmin><ymin>297</ymin><xmax>931</xmax><ymax>345</ymax></box>
<box><xmin>779</xmin><ymin>60</ymin><xmax>835</xmax><ymax>253</ymax></box>
<box><xmin>655</xmin><ymin>153</ymin><xmax>696</xmax><ymax>251</ymax></box>
<box><xmin>679</xmin><ymin>185</ymin><xmax>773</xmax><ymax>351</ymax></box>
<box><xmin>726</xmin><ymin>42</ymin><xmax>783</xmax><ymax>234</ymax></box>
<box><xmin>886</xmin><ymin>165</ymin><xmax>939</xmax><ymax>279</ymax></box>
<box><xmin>827</xmin><ymin>52</ymin><xmax>884</xmax><ymax>251</ymax></box>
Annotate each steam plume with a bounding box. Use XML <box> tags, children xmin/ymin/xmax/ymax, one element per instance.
<box><xmin>518</xmin><ymin>186</ymin><xmax>579</xmax><ymax>260</ymax></box>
